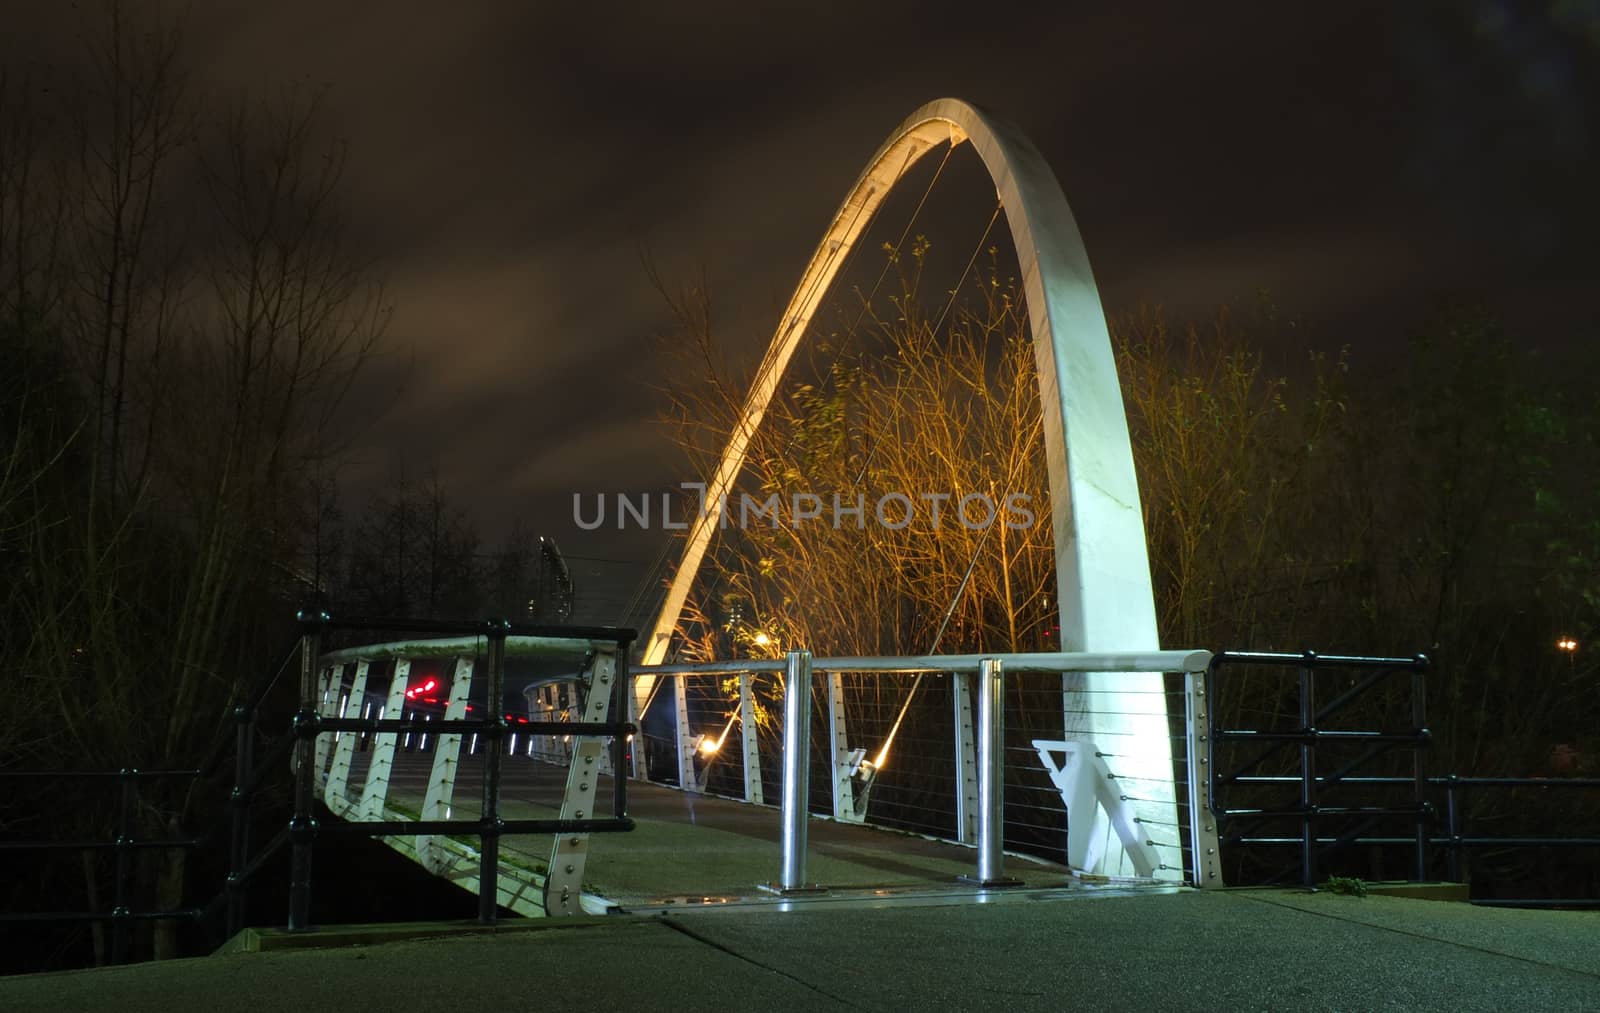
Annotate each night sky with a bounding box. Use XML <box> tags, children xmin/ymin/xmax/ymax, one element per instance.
<box><xmin>10</xmin><ymin>2</ymin><xmax>1599</xmax><ymax>613</ymax></box>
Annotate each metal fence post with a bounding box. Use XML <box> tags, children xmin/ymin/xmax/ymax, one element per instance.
<box><xmin>1445</xmin><ymin>775</ymin><xmax>1461</xmax><ymax>883</ymax></box>
<box><xmin>288</xmin><ymin>612</ymin><xmax>326</xmax><ymax>931</ymax></box>
<box><xmin>1411</xmin><ymin>655</ymin><xmax>1430</xmax><ymax>881</ymax></box>
<box><xmin>111</xmin><ymin>770</ymin><xmax>134</xmax><ymax>964</ymax></box>
<box><xmin>1299</xmin><ymin>651</ymin><xmax>1317</xmax><ymax>889</ymax></box>
<box><xmin>227</xmin><ymin>706</ymin><xmax>253</xmax><ymax>938</ymax></box>
<box><xmin>478</xmin><ymin>620</ymin><xmax>508</xmax><ymax>924</ymax></box>
<box><xmin>773</xmin><ymin>650</ymin><xmax>815</xmax><ymax>892</ymax></box>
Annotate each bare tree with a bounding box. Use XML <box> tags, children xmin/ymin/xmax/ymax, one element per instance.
<box><xmin>3</xmin><ymin>5</ymin><xmax>387</xmax><ymax>963</ymax></box>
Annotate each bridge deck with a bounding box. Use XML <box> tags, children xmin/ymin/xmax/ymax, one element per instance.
<box><xmin>346</xmin><ymin>751</ymin><xmax>1075</xmax><ymax>907</ymax></box>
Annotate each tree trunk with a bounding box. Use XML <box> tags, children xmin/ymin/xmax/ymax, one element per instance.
<box><xmin>152</xmin><ymin>823</ymin><xmax>185</xmax><ymax>960</ymax></box>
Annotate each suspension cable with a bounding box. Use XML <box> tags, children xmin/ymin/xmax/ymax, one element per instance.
<box><xmin>643</xmin><ymin>142</ymin><xmax>959</xmax><ymax>721</ymax></box>
<box><xmin>871</xmin><ymin>510</ymin><xmax>1000</xmax><ymax>767</ymax></box>
<box><xmin>850</xmin><ymin>198</ymin><xmax>1003</xmax><ymax>491</ymax></box>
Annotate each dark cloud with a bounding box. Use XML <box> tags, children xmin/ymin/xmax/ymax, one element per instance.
<box><xmin>11</xmin><ymin>1</ymin><xmax>1597</xmax><ymax>590</ymax></box>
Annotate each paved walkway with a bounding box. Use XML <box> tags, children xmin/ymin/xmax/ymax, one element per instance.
<box><xmin>5</xmin><ymin>889</ymin><xmax>1597</xmax><ymax>1011</ymax></box>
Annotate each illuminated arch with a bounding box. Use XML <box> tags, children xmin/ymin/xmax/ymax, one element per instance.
<box><xmin>641</xmin><ymin>98</ymin><xmax>1172</xmax><ymax>878</ymax></box>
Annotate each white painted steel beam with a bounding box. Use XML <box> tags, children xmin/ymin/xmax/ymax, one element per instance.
<box><xmin>952</xmin><ymin>671</ymin><xmax>979</xmax><ymax>845</ymax></box>
<box><xmin>544</xmin><ymin>645</ymin><xmax>619</xmax><ymax>916</ymax></box>
<box><xmin>416</xmin><ymin>657</ymin><xmax>474</xmax><ymax>873</ymax></box>
<box><xmin>360</xmin><ymin>659</ymin><xmax>411</xmax><ymax>822</ymax></box>
<box><xmin>826</xmin><ymin>673</ymin><xmax>862</xmax><ymax>823</ymax></box>
<box><xmin>739</xmin><ymin>673</ymin><xmax>763</xmax><ymax>805</ymax></box>
<box><xmin>324</xmin><ymin>660</ymin><xmax>369</xmax><ymax>815</ymax></box>
<box><xmin>312</xmin><ymin>664</ymin><xmax>339</xmax><ymax>781</ymax></box>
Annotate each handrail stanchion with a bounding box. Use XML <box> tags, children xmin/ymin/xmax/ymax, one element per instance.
<box><xmin>1185</xmin><ymin>663</ymin><xmax>1224</xmax><ymax>887</ymax></box>
<box><xmin>478</xmin><ymin>620</ymin><xmax>509</xmax><ymax>924</ymax></box>
<box><xmin>288</xmin><ymin>611</ymin><xmax>326</xmax><ymax>931</ymax></box>
<box><xmin>966</xmin><ymin>658</ymin><xmax>1020</xmax><ymax>887</ymax></box>
<box><xmin>774</xmin><ymin>650</ymin><xmax>816</xmax><ymax>892</ymax></box>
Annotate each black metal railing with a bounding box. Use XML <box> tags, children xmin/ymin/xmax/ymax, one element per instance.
<box><xmin>1207</xmin><ymin>650</ymin><xmax>1599</xmax><ymax>906</ymax></box>
<box><xmin>221</xmin><ymin>611</ymin><xmax>637</xmax><ymax>937</ymax></box>
<box><xmin>0</xmin><ymin>768</ymin><xmax>204</xmax><ymax>964</ymax></box>
<box><xmin>1207</xmin><ymin>651</ymin><xmax>1432</xmax><ymax>888</ymax></box>
<box><xmin>1437</xmin><ymin>775</ymin><xmax>1600</xmax><ymax>908</ymax></box>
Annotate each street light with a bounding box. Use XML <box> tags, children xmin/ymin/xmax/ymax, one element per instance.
<box><xmin>1557</xmin><ymin>637</ymin><xmax>1579</xmax><ymax>652</ymax></box>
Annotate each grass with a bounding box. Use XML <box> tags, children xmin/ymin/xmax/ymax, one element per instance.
<box><xmin>1321</xmin><ymin>875</ymin><xmax>1369</xmax><ymax>897</ymax></box>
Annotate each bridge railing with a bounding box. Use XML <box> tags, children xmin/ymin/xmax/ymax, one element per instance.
<box><xmin>226</xmin><ymin>612</ymin><xmax>636</xmax><ymax>933</ymax></box>
<box><xmin>634</xmin><ymin>648</ymin><xmax>1222</xmax><ymax>890</ymax></box>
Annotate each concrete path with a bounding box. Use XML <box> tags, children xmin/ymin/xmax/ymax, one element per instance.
<box><xmin>4</xmin><ymin>889</ymin><xmax>1597</xmax><ymax>1012</ymax></box>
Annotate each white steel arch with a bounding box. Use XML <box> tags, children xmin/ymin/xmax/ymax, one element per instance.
<box><xmin>641</xmin><ymin>98</ymin><xmax>1174</xmax><ymax>879</ymax></box>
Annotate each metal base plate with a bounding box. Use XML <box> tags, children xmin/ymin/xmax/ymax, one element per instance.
<box><xmin>757</xmin><ymin>882</ymin><xmax>829</xmax><ymax>895</ymax></box>
<box><xmin>957</xmin><ymin>875</ymin><xmax>1026</xmax><ymax>888</ymax></box>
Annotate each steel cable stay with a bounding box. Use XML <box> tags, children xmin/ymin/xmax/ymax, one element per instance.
<box><xmin>638</xmin><ymin>142</ymin><xmax>958</xmax><ymax>727</ymax></box>
<box><xmin>852</xmin><ymin>207</ymin><xmax>1032</xmax><ymax>787</ymax></box>
<box><xmin>686</xmin><ymin>205</ymin><xmax>1048</xmax><ymax>821</ymax></box>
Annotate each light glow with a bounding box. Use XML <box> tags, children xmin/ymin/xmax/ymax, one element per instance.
<box><xmin>698</xmin><ymin>714</ymin><xmax>740</xmax><ymax>756</ymax></box>
<box><xmin>1557</xmin><ymin>637</ymin><xmax>1579</xmax><ymax>652</ymax></box>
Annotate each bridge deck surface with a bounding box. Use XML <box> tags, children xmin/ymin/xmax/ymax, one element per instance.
<box><xmin>350</xmin><ymin>751</ymin><xmax>1076</xmax><ymax>906</ymax></box>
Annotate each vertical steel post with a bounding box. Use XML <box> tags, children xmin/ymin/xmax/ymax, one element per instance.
<box><xmin>1445</xmin><ymin>775</ymin><xmax>1461</xmax><ymax>883</ymax></box>
<box><xmin>1184</xmin><ymin>666</ymin><xmax>1224</xmax><ymax>887</ymax></box>
<box><xmin>288</xmin><ymin>615</ymin><xmax>324</xmax><ymax>931</ymax></box>
<box><xmin>674</xmin><ymin>673</ymin><xmax>697</xmax><ymax>791</ymax></box>
<box><xmin>1411</xmin><ymin>656</ymin><xmax>1430</xmax><ymax>881</ymax></box>
<box><xmin>227</xmin><ymin>706</ymin><xmax>253</xmax><ymax>938</ymax></box>
<box><xmin>1299</xmin><ymin>652</ymin><xmax>1317</xmax><ymax>889</ymax></box>
<box><xmin>825</xmin><ymin>671</ymin><xmax>857</xmax><ymax>821</ymax></box>
<box><xmin>973</xmin><ymin>658</ymin><xmax>1015</xmax><ymax>886</ymax></box>
<box><xmin>777</xmin><ymin>650</ymin><xmax>813</xmax><ymax>891</ymax></box>
<box><xmin>478</xmin><ymin>621</ymin><xmax>508</xmax><ymax>924</ymax></box>
<box><xmin>111</xmin><ymin>770</ymin><xmax>134</xmax><ymax>964</ymax></box>
<box><xmin>952</xmin><ymin>671</ymin><xmax>978</xmax><ymax>845</ymax></box>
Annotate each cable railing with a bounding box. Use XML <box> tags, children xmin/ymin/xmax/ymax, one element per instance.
<box><xmin>634</xmin><ymin>648</ymin><xmax>1222</xmax><ymax>891</ymax></box>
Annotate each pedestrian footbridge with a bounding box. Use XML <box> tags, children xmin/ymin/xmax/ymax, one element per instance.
<box><xmin>270</xmin><ymin>615</ymin><xmax>1219</xmax><ymax>929</ymax></box>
